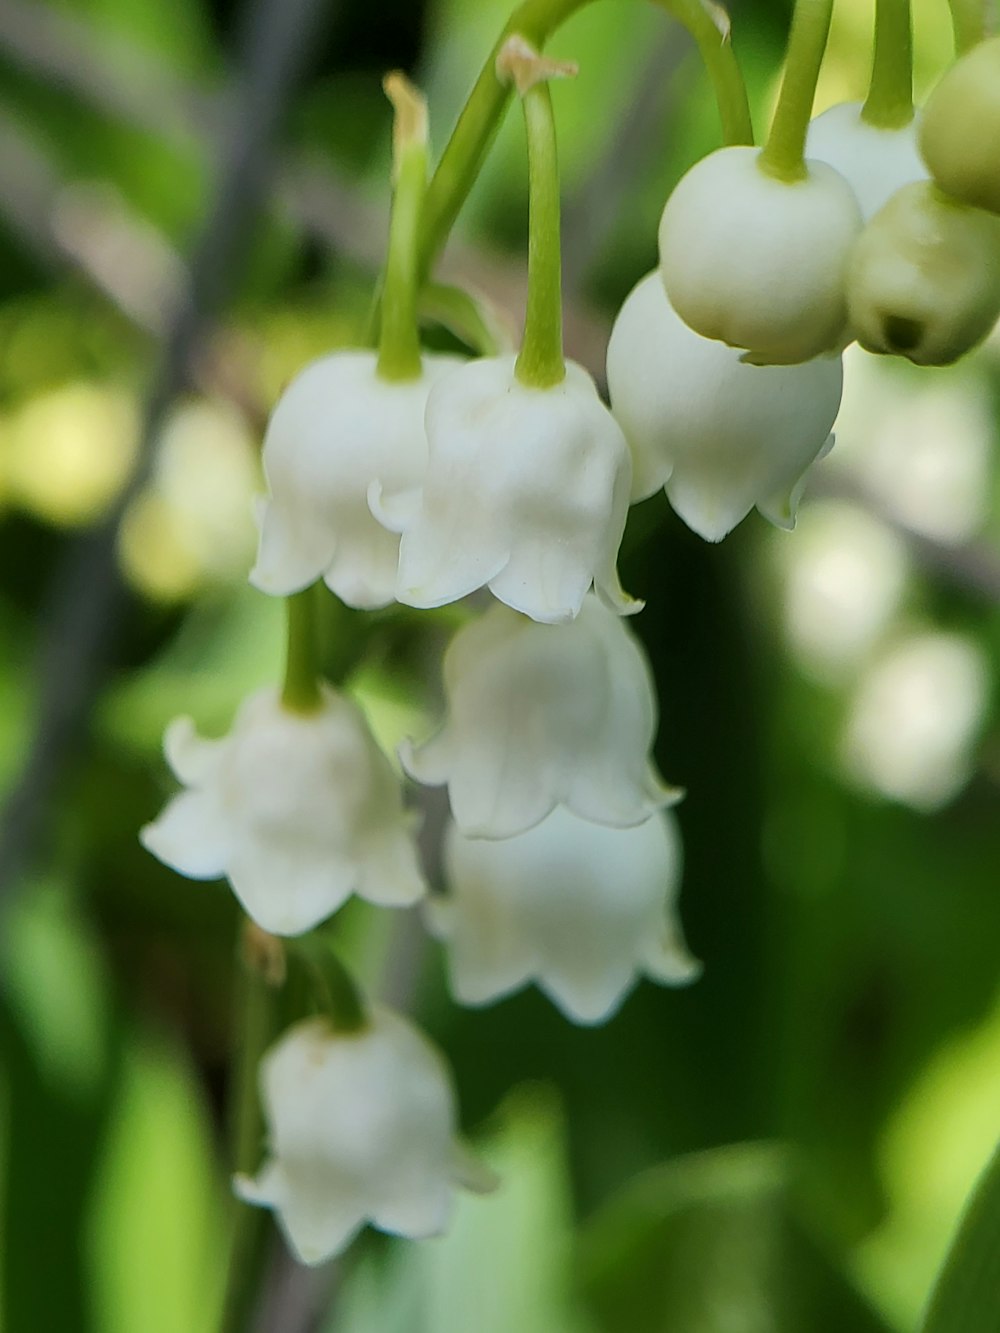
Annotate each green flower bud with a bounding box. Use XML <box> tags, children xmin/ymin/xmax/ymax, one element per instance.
<box><xmin>847</xmin><ymin>181</ymin><xmax>1000</xmax><ymax>365</ymax></box>
<box><xmin>919</xmin><ymin>38</ymin><xmax>1000</xmax><ymax>215</ymax></box>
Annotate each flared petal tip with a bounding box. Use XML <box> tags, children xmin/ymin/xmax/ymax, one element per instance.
<box><xmin>398</xmin><ymin>734</ymin><xmax>453</xmax><ymax>789</ymax></box>
<box><xmin>541</xmin><ymin>975</ymin><xmax>635</xmax><ymax>1027</ymax></box>
<box><xmin>646</xmin><ymin>930</ymin><xmax>703</xmax><ymax>988</ymax></box>
<box><xmin>596</xmin><ymin>572</ymin><xmax>644</xmax><ymax>618</ymax></box>
<box><xmin>248</xmin><ymin>556</ymin><xmax>317</xmax><ymax>599</ymax></box>
<box><xmin>367</xmin><ymin>478</ymin><xmax>421</xmax><ymax>535</ymax></box>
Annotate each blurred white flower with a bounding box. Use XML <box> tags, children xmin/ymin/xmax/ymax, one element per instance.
<box><xmin>841</xmin><ymin>632</ymin><xmax>989</xmax><ymax>809</ymax></box>
<box><xmin>658</xmin><ymin>145</ymin><xmax>862</xmax><ymax>364</ymax></box>
<box><xmin>779</xmin><ymin>501</ymin><xmax>908</xmax><ymax>680</ymax></box>
<box><xmin>806</xmin><ymin>103</ymin><xmax>927</xmax><ymax>220</ymax></box>
<box><xmin>236</xmin><ymin>1009</ymin><xmax>494</xmax><ymax>1264</ymax></box>
<box><xmin>434</xmin><ymin>806</ymin><xmax>699</xmax><ymax>1025</ymax></box>
<box><xmin>401</xmin><ymin>595</ymin><xmax>678</xmax><ymax>838</ymax></box>
<box><xmin>140</xmin><ymin>686</ymin><xmax>425</xmax><ymax>935</ymax></box>
<box><xmin>607</xmin><ymin>272</ymin><xmax>842</xmax><ymax>540</ymax></box>
<box><xmin>385</xmin><ymin>354</ymin><xmax>635</xmax><ymax>624</ymax></box>
<box><xmin>251</xmin><ymin>350</ymin><xmax>460</xmax><ymax>609</ymax></box>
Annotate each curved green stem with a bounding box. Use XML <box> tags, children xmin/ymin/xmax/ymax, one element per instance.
<box><xmin>377</xmin><ymin>76</ymin><xmax>428</xmax><ymax>382</ymax></box>
<box><xmin>758</xmin><ymin>0</ymin><xmax>835</xmax><ymax>182</ymax></box>
<box><xmin>663</xmin><ymin>0</ymin><xmax>754</xmax><ymax>145</ymax></box>
<box><xmin>515</xmin><ymin>75</ymin><xmax>565</xmax><ymax>388</ymax></box>
<box><xmin>948</xmin><ymin>0</ymin><xmax>989</xmax><ymax>53</ymax></box>
<box><xmin>291</xmin><ymin>933</ymin><xmax>368</xmax><ymax>1033</ymax></box>
<box><xmin>281</xmin><ymin>586</ymin><xmax>322</xmax><ymax>714</ymax></box>
<box><xmin>417</xmin><ymin>0</ymin><xmax>752</xmax><ymax>281</ymax></box>
<box><xmin>862</xmin><ymin>0</ymin><xmax>913</xmax><ymax>129</ymax></box>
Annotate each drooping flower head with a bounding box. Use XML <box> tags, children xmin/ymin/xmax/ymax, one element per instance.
<box><xmin>919</xmin><ymin>36</ymin><xmax>1000</xmax><ymax>216</ymax></box>
<box><xmin>236</xmin><ymin>1008</ymin><xmax>494</xmax><ymax>1264</ymax></box>
<box><xmin>847</xmin><ymin>181</ymin><xmax>1000</xmax><ymax>365</ymax></box>
<box><xmin>805</xmin><ymin>101</ymin><xmax>927</xmax><ymax>221</ymax></box>
<box><xmin>251</xmin><ymin>349</ymin><xmax>460</xmax><ymax>609</ymax></box>
<box><xmin>401</xmin><ymin>595</ymin><xmax>678</xmax><ymax>838</ymax></box>
<box><xmin>434</xmin><ymin>806</ymin><xmax>700</xmax><ymax>1025</ymax></box>
<box><xmin>382</xmin><ymin>354</ymin><xmax>636</xmax><ymax>624</ymax></box>
<box><xmin>140</xmin><ymin>685</ymin><xmax>425</xmax><ymax>935</ymax></box>
<box><xmin>607</xmin><ymin>272</ymin><xmax>843</xmax><ymax>541</ymax></box>
<box><xmin>658</xmin><ymin>146</ymin><xmax>863</xmax><ymax>364</ymax></box>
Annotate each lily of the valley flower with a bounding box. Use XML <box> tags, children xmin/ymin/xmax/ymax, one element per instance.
<box><xmin>658</xmin><ymin>146</ymin><xmax>863</xmax><ymax>364</ymax></box>
<box><xmin>847</xmin><ymin>181</ymin><xmax>1000</xmax><ymax>365</ymax></box>
<box><xmin>251</xmin><ymin>350</ymin><xmax>460</xmax><ymax>609</ymax></box>
<box><xmin>919</xmin><ymin>37</ymin><xmax>1000</xmax><ymax>216</ymax></box>
<box><xmin>401</xmin><ymin>594</ymin><xmax>678</xmax><ymax>838</ymax></box>
<box><xmin>140</xmin><ymin>686</ymin><xmax>425</xmax><ymax>936</ymax></box>
<box><xmin>805</xmin><ymin>102</ymin><xmax>927</xmax><ymax>221</ymax></box>
<box><xmin>607</xmin><ymin>272</ymin><xmax>843</xmax><ymax>541</ymax></box>
<box><xmin>433</xmin><ymin>806</ymin><xmax>700</xmax><ymax>1025</ymax></box>
<box><xmin>382</xmin><ymin>353</ymin><xmax>636</xmax><ymax>624</ymax></box>
<box><xmin>236</xmin><ymin>1008</ymin><xmax>494</xmax><ymax>1264</ymax></box>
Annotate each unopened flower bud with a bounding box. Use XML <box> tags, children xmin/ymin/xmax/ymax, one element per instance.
<box><xmin>847</xmin><ymin>181</ymin><xmax>1000</xmax><ymax>365</ymax></box>
<box><xmin>658</xmin><ymin>146</ymin><xmax>863</xmax><ymax>364</ymax></box>
<box><xmin>806</xmin><ymin>102</ymin><xmax>927</xmax><ymax>220</ymax></box>
<box><xmin>919</xmin><ymin>37</ymin><xmax>1000</xmax><ymax>215</ymax></box>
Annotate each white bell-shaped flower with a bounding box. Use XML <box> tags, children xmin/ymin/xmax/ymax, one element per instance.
<box><xmin>607</xmin><ymin>273</ymin><xmax>843</xmax><ymax>541</ymax></box>
<box><xmin>140</xmin><ymin>686</ymin><xmax>425</xmax><ymax>935</ymax></box>
<box><xmin>658</xmin><ymin>146</ymin><xmax>863</xmax><ymax>364</ymax></box>
<box><xmin>236</xmin><ymin>1008</ymin><xmax>494</xmax><ymax>1264</ymax></box>
<box><xmin>401</xmin><ymin>595</ymin><xmax>678</xmax><ymax>839</ymax></box>
<box><xmin>251</xmin><ymin>350</ymin><xmax>459</xmax><ymax>609</ymax></box>
<box><xmin>383</xmin><ymin>353</ymin><xmax>635</xmax><ymax>624</ymax></box>
<box><xmin>805</xmin><ymin>102</ymin><xmax>927</xmax><ymax>221</ymax></box>
<box><xmin>434</xmin><ymin>806</ymin><xmax>700</xmax><ymax>1025</ymax></box>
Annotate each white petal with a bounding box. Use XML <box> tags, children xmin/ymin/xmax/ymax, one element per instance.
<box><xmin>394</xmin><ymin>355</ymin><xmax>633</xmax><ymax>622</ymax></box>
<box><xmin>442</xmin><ymin>808</ymin><xmax>697</xmax><ymax>1025</ymax></box>
<box><xmin>226</xmin><ymin>843</ymin><xmax>358</xmax><ymax>937</ymax></box>
<box><xmin>250</xmin><ymin>495</ymin><xmax>337</xmax><ymax>597</ymax></box>
<box><xmin>608</xmin><ymin>273</ymin><xmax>843</xmax><ymax>540</ymax></box>
<box><xmin>163</xmin><ymin>716</ymin><xmax>226</xmax><ymax>785</ymax></box>
<box><xmin>356</xmin><ymin>826</ymin><xmax>427</xmax><ymax>907</ymax></box>
<box><xmin>371</xmin><ymin>1182</ymin><xmax>453</xmax><ymax>1240</ymax></box>
<box><xmin>140</xmin><ymin>790</ymin><xmax>233</xmax><ymax>879</ymax></box>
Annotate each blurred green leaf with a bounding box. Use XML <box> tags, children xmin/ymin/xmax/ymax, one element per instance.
<box><xmin>921</xmin><ymin>1140</ymin><xmax>1000</xmax><ymax>1333</ymax></box>
<box><xmin>578</xmin><ymin>1142</ymin><xmax>892</xmax><ymax>1333</ymax></box>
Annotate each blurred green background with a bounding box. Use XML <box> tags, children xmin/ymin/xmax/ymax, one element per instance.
<box><xmin>0</xmin><ymin>0</ymin><xmax>996</xmax><ymax>1329</ymax></box>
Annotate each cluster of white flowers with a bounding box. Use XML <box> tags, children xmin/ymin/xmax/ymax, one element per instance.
<box><xmin>139</xmin><ymin>12</ymin><xmax>1000</xmax><ymax>1275</ymax></box>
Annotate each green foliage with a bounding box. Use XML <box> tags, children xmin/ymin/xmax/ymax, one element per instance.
<box><xmin>921</xmin><ymin>1142</ymin><xmax>1000</xmax><ymax>1333</ymax></box>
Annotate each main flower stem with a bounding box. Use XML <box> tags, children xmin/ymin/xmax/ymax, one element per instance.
<box><xmin>219</xmin><ymin>924</ymin><xmax>283</xmax><ymax>1333</ymax></box>
<box><xmin>377</xmin><ymin>73</ymin><xmax>428</xmax><ymax>382</ymax></box>
<box><xmin>513</xmin><ymin>69</ymin><xmax>566</xmax><ymax>388</ymax></box>
<box><xmin>948</xmin><ymin>0</ymin><xmax>989</xmax><ymax>53</ymax></box>
<box><xmin>281</xmin><ymin>586</ymin><xmax>323</xmax><ymax>714</ymax></box>
<box><xmin>416</xmin><ymin>0</ymin><xmax>752</xmax><ymax>282</ymax></box>
<box><xmin>861</xmin><ymin>0</ymin><xmax>913</xmax><ymax>129</ymax></box>
<box><xmin>757</xmin><ymin>0</ymin><xmax>835</xmax><ymax>182</ymax></box>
